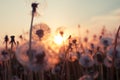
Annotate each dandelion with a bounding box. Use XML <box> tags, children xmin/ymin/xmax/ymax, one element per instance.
<box><xmin>10</xmin><ymin>35</ymin><xmax>16</xmax><ymax>50</ymax></box>
<box><xmin>36</xmin><ymin>29</ymin><xmax>44</xmax><ymax>38</ymax></box>
<box><xmin>101</xmin><ymin>26</ymin><xmax>106</xmax><ymax>35</ymax></box>
<box><xmin>32</xmin><ymin>23</ymin><xmax>51</xmax><ymax>40</ymax></box>
<box><xmin>0</xmin><ymin>50</ymin><xmax>10</xmax><ymax>61</ymax></box>
<box><xmin>79</xmin><ymin>54</ymin><xmax>94</xmax><ymax>68</ymax></box>
<box><xmin>31</xmin><ymin>2</ymin><xmax>39</xmax><ymax>14</ymax></box>
<box><xmin>84</xmin><ymin>37</ymin><xmax>88</xmax><ymax>43</ymax></box>
<box><xmin>115</xmin><ymin>45</ymin><xmax>120</xmax><ymax>58</ymax></box>
<box><xmin>28</xmin><ymin>2</ymin><xmax>39</xmax><ymax>61</ymax></box>
<box><xmin>100</xmin><ymin>37</ymin><xmax>112</xmax><ymax>47</ymax></box>
<box><xmin>4</xmin><ymin>35</ymin><xmax>9</xmax><ymax>50</ymax></box>
<box><xmin>94</xmin><ymin>51</ymin><xmax>104</xmax><ymax>65</ymax></box>
<box><xmin>15</xmin><ymin>41</ymin><xmax>48</xmax><ymax>72</ymax></box>
<box><xmin>107</xmin><ymin>45</ymin><xmax>120</xmax><ymax>58</ymax></box>
<box><xmin>56</xmin><ymin>27</ymin><xmax>65</xmax><ymax>35</ymax></box>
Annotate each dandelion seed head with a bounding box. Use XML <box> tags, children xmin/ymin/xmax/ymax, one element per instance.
<box><xmin>0</xmin><ymin>49</ymin><xmax>10</xmax><ymax>61</ymax></box>
<box><xmin>32</xmin><ymin>23</ymin><xmax>51</xmax><ymax>41</ymax></box>
<box><xmin>94</xmin><ymin>52</ymin><xmax>104</xmax><ymax>65</ymax></box>
<box><xmin>16</xmin><ymin>41</ymin><xmax>48</xmax><ymax>71</ymax></box>
<box><xmin>100</xmin><ymin>37</ymin><xmax>112</xmax><ymax>47</ymax></box>
<box><xmin>79</xmin><ymin>54</ymin><xmax>94</xmax><ymax>68</ymax></box>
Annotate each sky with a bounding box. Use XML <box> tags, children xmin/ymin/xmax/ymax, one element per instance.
<box><xmin>0</xmin><ymin>0</ymin><xmax>120</xmax><ymax>39</ymax></box>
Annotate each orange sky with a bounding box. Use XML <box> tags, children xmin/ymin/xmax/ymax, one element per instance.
<box><xmin>0</xmin><ymin>0</ymin><xmax>120</xmax><ymax>42</ymax></box>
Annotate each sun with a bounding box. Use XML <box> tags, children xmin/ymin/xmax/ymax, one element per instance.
<box><xmin>54</xmin><ymin>35</ymin><xmax>63</xmax><ymax>45</ymax></box>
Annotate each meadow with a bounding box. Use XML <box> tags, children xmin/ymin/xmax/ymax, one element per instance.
<box><xmin>0</xmin><ymin>2</ymin><xmax>120</xmax><ymax>80</ymax></box>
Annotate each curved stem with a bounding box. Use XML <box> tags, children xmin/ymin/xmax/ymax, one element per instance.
<box><xmin>113</xmin><ymin>26</ymin><xmax>120</xmax><ymax>63</ymax></box>
<box><xmin>112</xmin><ymin>26</ymin><xmax>120</xmax><ymax>80</ymax></box>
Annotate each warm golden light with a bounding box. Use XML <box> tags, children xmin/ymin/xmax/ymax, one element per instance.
<box><xmin>54</xmin><ymin>35</ymin><xmax>63</xmax><ymax>45</ymax></box>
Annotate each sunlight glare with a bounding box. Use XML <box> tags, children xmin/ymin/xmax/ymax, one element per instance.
<box><xmin>54</xmin><ymin>35</ymin><xmax>63</xmax><ymax>45</ymax></box>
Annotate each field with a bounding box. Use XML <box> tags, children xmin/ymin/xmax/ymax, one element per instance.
<box><xmin>0</xmin><ymin>2</ymin><xmax>120</xmax><ymax>80</ymax></box>
<box><xmin>0</xmin><ymin>24</ymin><xmax>119</xmax><ymax>80</ymax></box>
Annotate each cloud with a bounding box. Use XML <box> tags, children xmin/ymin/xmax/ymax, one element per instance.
<box><xmin>86</xmin><ymin>8</ymin><xmax>120</xmax><ymax>33</ymax></box>
<box><xmin>112</xmin><ymin>9</ymin><xmax>120</xmax><ymax>17</ymax></box>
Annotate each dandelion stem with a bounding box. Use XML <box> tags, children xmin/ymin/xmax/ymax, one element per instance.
<box><xmin>113</xmin><ymin>26</ymin><xmax>120</xmax><ymax>63</ymax></box>
<box><xmin>29</xmin><ymin>11</ymin><xmax>34</xmax><ymax>61</ymax></box>
<box><xmin>116</xmin><ymin>69</ymin><xmax>119</xmax><ymax>80</ymax></box>
<box><xmin>5</xmin><ymin>42</ymin><xmax>8</xmax><ymax>50</ymax></box>
<box><xmin>29</xmin><ymin>3</ymin><xmax>39</xmax><ymax>61</ymax></box>
<box><xmin>107</xmin><ymin>68</ymin><xmax>109</xmax><ymax>80</ymax></box>
<box><xmin>112</xmin><ymin>26</ymin><xmax>120</xmax><ymax>80</ymax></box>
<box><xmin>100</xmin><ymin>64</ymin><xmax>104</xmax><ymax>80</ymax></box>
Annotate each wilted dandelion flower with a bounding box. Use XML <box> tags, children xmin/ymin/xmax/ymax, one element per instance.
<box><xmin>15</xmin><ymin>41</ymin><xmax>48</xmax><ymax>71</ymax></box>
<box><xmin>10</xmin><ymin>35</ymin><xmax>16</xmax><ymax>44</ymax></box>
<box><xmin>32</xmin><ymin>23</ymin><xmax>50</xmax><ymax>40</ymax></box>
<box><xmin>4</xmin><ymin>35</ymin><xmax>9</xmax><ymax>42</ymax></box>
<box><xmin>31</xmin><ymin>2</ymin><xmax>38</xmax><ymax>13</ymax></box>
<box><xmin>79</xmin><ymin>54</ymin><xmax>94</xmax><ymax>68</ymax></box>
